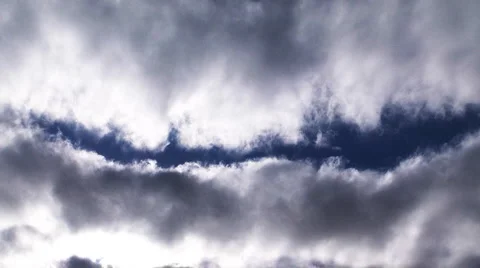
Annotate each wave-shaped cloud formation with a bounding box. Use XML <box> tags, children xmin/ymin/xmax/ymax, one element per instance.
<box><xmin>2</xmin><ymin>1</ymin><xmax>480</xmax><ymax>267</ymax></box>
<box><xmin>1</xmin><ymin>0</ymin><xmax>480</xmax><ymax>149</ymax></box>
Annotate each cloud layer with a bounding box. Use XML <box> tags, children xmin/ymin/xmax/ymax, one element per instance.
<box><xmin>1</xmin><ymin>0</ymin><xmax>480</xmax><ymax>149</ymax></box>
<box><xmin>2</xmin><ymin>1</ymin><xmax>480</xmax><ymax>267</ymax></box>
<box><xmin>1</xmin><ymin>116</ymin><xmax>480</xmax><ymax>267</ymax></box>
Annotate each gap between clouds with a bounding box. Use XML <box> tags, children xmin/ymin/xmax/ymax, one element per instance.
<box><xmin>28</xmin><ymin>104</ymin><xmax>480</xmax><ymax>171</ymax></box>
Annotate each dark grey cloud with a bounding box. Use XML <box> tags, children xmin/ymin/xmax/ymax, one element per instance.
<box><xmin>0</xmin><ymin>138</ymin><xmax>70</xmax><ymax>211</ymax></box>
<box><xmin>59</xmin><ymin>256</ymin><xmax>103</xmax><ymax>268</ymax></box>
<box><xmin>455</xmin><ymin>255</ymin><xmax>480</xmax><ymax>268</ymax></box>
<box><xmin>256</xmin><ymin>168</ymin><xmax>431</xmax><ymax>245</ymax></box>
<box><xmin>70</xmin><ymin>257</ymin><xmax>364</xmax><ymax>268</ymax></box>
<box><xmin>3</xmin><ymin>117</ymin><xmax>480</xmax><ymax>266</ymax></box>
<box><xmin>0</xmin><ymin>133</ymin><xmax>421</xmax><ymax>246</ymax></box>
<box><xmin>53</xmin><ymin>168</ymin><xmax>249</xmax><ymax>242</ymax></box>
<box><xmin>270</xmin><ymin>256</ymin><xmax>352</xmax><ymax>268</ymax></box>
<box><xmin>52</xmin><ymin>0</ymin><xmax>318</xmax><ymax>88</ymax></box>
<box><xmin>56</xmin><ymin>136</ymin><xmax>480</xmax><ymax>266</ymax></box>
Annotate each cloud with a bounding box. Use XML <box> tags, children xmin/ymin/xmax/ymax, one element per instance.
<box><xmin>63</xmin><ymin>257</ymin><xmax>351</xmax><ymax>268</ymax></box>
<box><xmin>2</xmin><ymin>1</ymin><xmax>480</xmax><ymax>267</ymax></box>
<box><xmin>0</xmin><ymin>0</ymin><xmax>40</xmax><ymax>66</ymax></box>
<box><xmin>455</xmin><ymin>255</ymin><xmax>480</xmax><ymax>268</ymax></box>
<box><xmin>53</xmin><ymin>168</ymin><xmax>248</xmax><ymax>243</ymax></box>
<box><xmin>1</xmin><ymin>116</ymin><xmax>480</xmax><ymax>267</ymax></box>
<box><xmin>0</xmin><ymin>225</ymin><xmax>47</xmax><ymax>255</ymax></box>
<box><xmin>1</xmin><ymin>0</ymin><xmax>479</xmax><ymax>149</ymax></box>
<box><xmin>59</xmin><ymin>256</ymin><xmax>103</xmax><ymax>268</ymax></box>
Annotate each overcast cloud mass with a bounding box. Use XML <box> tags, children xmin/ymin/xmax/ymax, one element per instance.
<box><xmin>1</xmin><ymin>0</ymin><xmax>480</xmax><ymax>267</ymax></box>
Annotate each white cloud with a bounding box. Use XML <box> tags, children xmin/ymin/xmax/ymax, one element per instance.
<box><xmin>1</xmin><ymin>1</ymin><xmax>479</xmax><ymax>149</ymax></box>
<box><xmin>0</xmin><ymin>20</ymin><xmax>170</xmax><ymax>149</ymax></box>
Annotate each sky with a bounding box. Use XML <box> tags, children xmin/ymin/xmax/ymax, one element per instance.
<box><xmin>1</xmin><ymin>0</ymin><xmax>480</xmax><ymax>267</ymax></box>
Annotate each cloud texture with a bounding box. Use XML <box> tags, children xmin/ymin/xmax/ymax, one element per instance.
<box><xmin>1</xmin><ymin>0</ymin><xmax>480</xmax><ymax>267</ymax></box>
<box><xmin>0</xmin><ymin>115</ymin><xmax>480</xmax><ymax>267</ymax></box>
<box><xmin>1</xmin><ymin>0</ymin><xmax>480</xmax><ymax>148</ymax></box>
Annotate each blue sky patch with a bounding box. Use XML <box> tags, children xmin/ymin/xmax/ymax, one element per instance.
<box><xmin>32</xmin><ymin>104</ymin><xmax>480</xmax><ymax>170</ymax></box>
